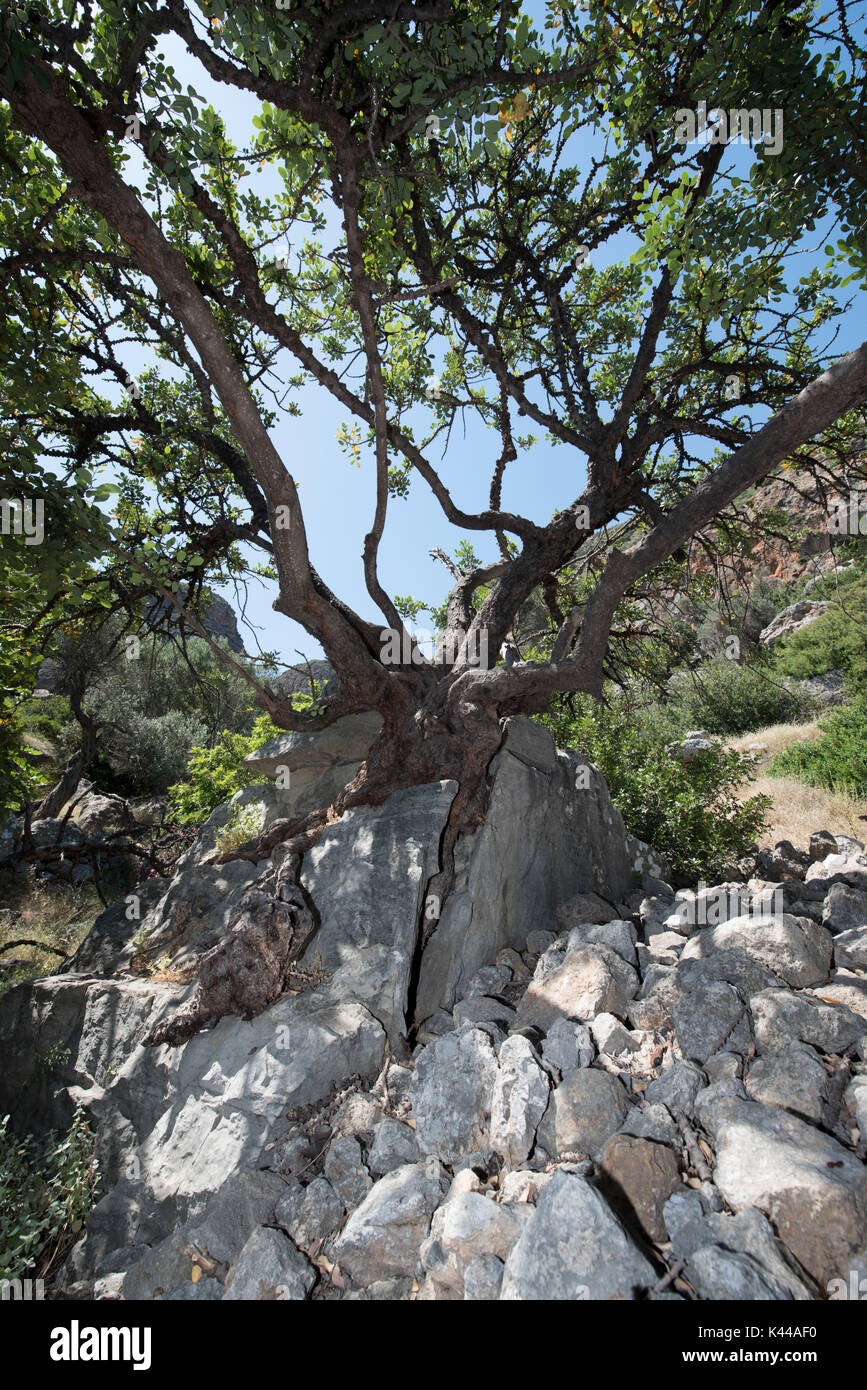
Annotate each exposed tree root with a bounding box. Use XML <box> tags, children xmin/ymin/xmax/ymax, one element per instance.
<box><xmin>142</xmin><ymin>845</ymin><xmax>315</xmax><ymax>1048</ymax></box>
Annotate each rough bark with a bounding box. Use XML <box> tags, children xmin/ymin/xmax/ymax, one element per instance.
<box><xmin>142</xmin><ymin>845</ymin><xmax>316</xmax><ymax>1049</ymax></box>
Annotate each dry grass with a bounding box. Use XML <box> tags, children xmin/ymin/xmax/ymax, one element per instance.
<box><xmin>726</xmin><ymin>721</ymin><xmax>867</xmax><ymax>850</ymax></box>
<box><xmin>727</xmin><ymin>719</ymin><xmax>823</xmax><ymax>761</ymax></box>
<box><xmin>0</xmin><ymin>876</ymin><xmax>102</xmax><ymax>982</ymax></box>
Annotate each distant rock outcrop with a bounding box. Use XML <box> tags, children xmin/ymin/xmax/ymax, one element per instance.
<box><xmin>33</xmin><ymin>587</ymin><xmax>246</xmax><ymax>695</ymax></box>
<box><xmin>759</xmin><ymin>599</ymin><xmax>831</xmax><ymax>646</ymax></box>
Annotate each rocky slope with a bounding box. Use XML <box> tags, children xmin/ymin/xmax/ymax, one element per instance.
<box><xmin>1</xmin><ymin>719</ymin><xmax>866</xmax><ymax>1301</ymax></box>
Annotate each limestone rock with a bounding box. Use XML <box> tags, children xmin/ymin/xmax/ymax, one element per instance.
<box><xmin>463</xmin><ymin>1253</ymin><xmax>505</xmax><ymax>1300</ymax></box>
<box><xmin>300</xmin><ymin>780</ymin><xmax>457</xmax><ymax>1040</ymax></box>
<box><xmin>822</xmin><ymin>884</ymin><xmax>867</xmax><ymax>935</ymax></box>
<box><xmin>489</xmin><ymin>1035</ymin><xmax>550</xmax><ymax>1165</ymax></box>
<box><xmin>619</xmin><ymin>1103</ymin><xmax>679</xmax><ymax>1147</ymax></box>
<box><xmin>555</xmin><ymin>891</ymin><xmax>620</xmax><ymax>930</ymax></box>
<box><xmin>500</xmin><ymin>1171</ymin><xmax>655</xmax><ymax>1300</ymax></box>
<box><xmin>673</xmin><ymin>979</ymin><xmax>751</xmax><ymax>1064</ymax></box>
<box><xmin>598</xmin><ymin>1134</ymin><xmax>681</xmax><ymax>1242</ymax></box>
<box><xmin>333</xmin><ymin>1161</ymin><xmax>447</xmax><ymax>1286</ymax></box>
<box><xmin>700</xmin><ymin>1095</ymin><xmax>867</xmax><ymax>1286</ymax></box>
<box><xmin>812</xmin><ymin>970</ymin><xmax>867</xmax><ymax>1020</ymax></box>
<box><xmin>324</xmin><ymin>1135</ymin><xmax>371</xmax><ymax>1209</ymax></box>
<box><xmin>537</xmin><ymin>1067</ymin><xmax>628</xmax><ymax>1160</ymax></box>
<box><xmin>410</xmin><ymin>1028</ymin><xmax>498</xmax><ymax>1164</ymax></box>
<box><xmin>420</xmin><ymin>1191</ymin><xmax>528</xmax><ymax>1293</ymax></box>
<box><xmin>541</xmin><ymin>1017</ymin><xmax>594</xmax><ymax>1077</ymax></box>
<box><xmin>565</xmin><ymin>918</ymin><xmax>638</xmax><ymax>967</ymax></box>
<box><xmin>686</xmin><ymin>1245</ymin><xmax>795</xmax><ymax>1300</ymax></box>
<box><xmin>367</xmin><ymin>1117</ymin><xmax>420</xmax><ymax>1177</ymax></box>
<box><xmin>517</xmin><ymin>945</ymin><xmax>638</xmax><ymax>1031</ymax></box>
<box><xmin>645</xmin><ymin>1060</ymin><xmax>706</xmax><ymax>1117</ymax></box>
<box><xmin>244</xmin><ymin>711</ymin><xmax>382</xmax><ymax>780</ymax></box>
<box><xmin>122</xmin><ymin>1169</ymin><xmax>286</xmax><ymax>1300</ymax></box>
<box><xmin>275</xmin><ymin>1178</ymin><xmax>345</xmax><ymax>1250</ymax></box>
<box><xmin>750</xmin><ymin>987</ymin><xmax>867</xmax><ymax>1054</ymax></box>
<box><xmin>65</xmin><ymin>786</ymin><xmax>135</xmax><ymax>838</ymax></box>
<box><xmin>759</xmin><ymin>600</ymin><xmax>830</xmax><ymax>645</ymax></box>
<box><xmin>663</xmin><ymin>1193</ymin><xmax>814</xmax><ymax>1299</ymax></box>
<box><xmin>223</xmin><ymin>1225</ymin><xmax>315</xmax><ymax>1300</ymax></box>
<box><xmin>414</xmin><ymin>719</ymin><xmax>633</xmax><ymax>1021</ymax></box>
<box><xmin>834</xmin><ymin>927</ymin><xmax>867</xmax><ymax>971</ymax></box>
<box><xmin>679</xmin><ymin>913</ymin><xmax>833</xmax><ymax>989</ymax></box>
<box><xmin>744</xmin><ymin>1044</ymin><xmax>830</xmax><ymax>1124</ymax></box>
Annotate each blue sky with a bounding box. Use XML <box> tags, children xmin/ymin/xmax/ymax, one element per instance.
<box><xmin>104</xmin><ymin>2</ymin><xmax>867</xmax><ymax>672</ymax></box>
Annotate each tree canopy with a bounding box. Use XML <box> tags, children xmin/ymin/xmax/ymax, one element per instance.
<box><xmin>1</xmin><ymin>0</ymin><xmax>866</xmax><ymax>835</ymax></box>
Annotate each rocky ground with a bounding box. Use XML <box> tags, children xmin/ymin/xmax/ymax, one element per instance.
<box><xmin>242</xmin><ymin>834</ymin><xmax>866</xmax><ymax>1300</ymax></box>
<box><xmin>2</xmin><ymin>718</ymin><xmax>866</xmax><ymax>1302</ymax></box>
<box><xmin>60</xmin><ymin>833</ymin><xmax>867</xmax><ymax>1300</ymax></box>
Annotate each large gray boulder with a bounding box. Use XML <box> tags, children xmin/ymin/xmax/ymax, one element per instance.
<box><xmin>49</xmin><ymin>986</ymin><xmax>385</xmax><ymax>1281</ymax></box>
<box><xmin>750</xmin><ymin>987</ymin><xmax>867</xmax><ymax>1054</ymax></box>
<box><xmin>517</xmin><ymin>944</ymin><xmax>639</xmax><ymax>1031</ymax></box>
<box><xmin>500</xmin><ymin>1171</ymin><xmax>656</xmax><ymax>1300</ymax></box>
<box><xmin>420</xmin><ymin>1188</ymin><xmax>529</xmax><ymax>1294</ymax></box>
<box><xmin>222</xmin><ymin>1226</ymin><xmax>316</xmax><ymax>1300</ymax></box>
<box><xmin>679</xmin><ymin>913</ymin><xmax>833</xmax><ymax>989</ymax></box>
<box><xmin>66</xmin><ymin>859</ymin><xmax>263</xmax><ymax>977</ymax></box>
<box><xmin>489</xmin><ymin>1035</ymin><xmax>550</xmax><ymax>1165</ymax></box>
<box><xmin>663</xmin><ymin>1192</ymin><xmax>814</xmax><ymax>1299</ymax></box>
<box><xmin>298</xmin><ymin>780</ymin><xmax>457</xmax><ymax>1040</ymax></box>
<box><xmin>122</xmin><ymin>1169</ymin><xmax>286</xmax><ymax>1300</ymax></box>
<box><xmin>410</xmin><ymin>1028</ymin><xmax>499</xmax><ymax>1165</ymax></box>
<box><xmin>333</xmin><ymin>1161</ymin><xmax>448</xmax><ymax>1287</ymax></box>
<box><xmin>241</xmin><ymin>711</ymin><xmax>383</xmax><ymax>822</ymax></box>
<box><xmin>699</xmin><ymin>1094</ymin><xmax>867</xmax><ymax>1286</ymax></box>
<box><xmin>536</xmin><ymin>1067</ymin><xmax>629</xmax><ymax>1160</ymax></box>
<box><xmin>414</xmin><ymin>719</ymin><xmax>633</xmax><ymax>1024</ymax></box>
<box><xmin>63</xmin><ymin>784</ymin><xmax>135</xmax><ymax>838</ymax></box>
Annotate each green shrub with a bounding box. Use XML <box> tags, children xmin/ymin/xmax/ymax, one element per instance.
<box><xmin>767</xmin><ymin>693</ymin><xmax>867</xmax><ymax>795</ymax></box>
<box><xmin>215</xmin><ymin>801</ymin><xmax>267</xmax><ymax>853</ymax></box>
<box><xmin>47</xmin><ymin>634</ymin><xmax>272</xmax><ymax>799</ymax></box>
<box><xmin>0</xmin><ymin>1106</ymin><xmax>98</xmax><ymax>1281</ymax></box>
<box><xmin>98</xmin><ymin>708</ymin><xmax>209</xmax><ymax>795</ymax></box>
<box><xmin>771</xmin><ymin>572</ymin><xmax>867</xmax><ymax>693</ymax></box>
<box><xmin>167</xmin><ymin>714</ymin><xmax>279</xmax><ymax>824</ymax></box>
<box><xmin>18</xmin><ymin>694</ymin><xmax>71</xmax><ymax>747</ymax></box>
<box><xmin>538</xmin><ymin>695</ymin><xmax>770</xmax><ymax>881</ymax></box>
<box><xmin>692</xmin><ymin>570</ymin><xmax>804</xmax><ymax>659</ymax></box>
<box><xmin>665</xmin><ymin>660</ymin><xmax>816</xmax><ymax>736</ymax></box>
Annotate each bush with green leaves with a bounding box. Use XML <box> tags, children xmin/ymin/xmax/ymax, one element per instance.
<box><xmin>663</xmin><ymin>660</ymin><xmax>816</xmax><ymax>736</ymax></box>
<box><xmin>49</xmin><ymin>634</ymin><xmax>270</xmax><ymax>797</ymax></box>
<box><xmin>538</xmin><ymin>694</ymin><xmax>770</xmax><ymax>882</ymax></box>
<box><xmin>215</xmin><ymin>800</ymin><xmax>267</xmax><ymax>853</ymax></box>
<box><xmin>771</xmin><ymin>570</ymin><xmax>867</xmax><ymax>694</ymax></box>
<box><xmin>0</xmin><ymin>1106</ymin><xmax>98</xmax><ymax>1281</ymax></box>
<box><xmin>167</xmin><ymin>714</ymin><xmax>280</xmax><ymax>824</ymax></box>
<box><xmin>691</xmin><ymin>569</ymin><xmax>804</xmax><ymax>660</ymax></box>
<box><xmin>767</xmin><ymin>692</ymin><xmax>867</xmax><ymax>795</ymax></box>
